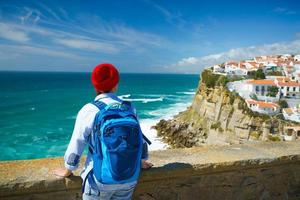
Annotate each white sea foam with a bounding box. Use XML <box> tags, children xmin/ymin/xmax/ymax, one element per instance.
<box><xmin>176</xmin><ymin>91</ymin><xmax>196</xmax><ymax>95</ymax></box>
<box><xmin>140</xmin><ymin>99</ymin><xmax>193</xmax><ymax>151</ymax></box>
<box><xmin>140</xmin><ymin>94</ymin><xmax>177</xmax><ymax>98</ymax></box>
<box><xmin>140</xmin><ymin>118</ymin><xmax>168</xmax><ymax>150</ymax></box>
<box><xmin>118</xmin><ymin>94</ymin><xmax>131</xmax><ymax>98</ymax></box>
<box><xmin>120</xmin><ymin>97</ymin><xmax>164</xmax><ymax>103</ymax></box>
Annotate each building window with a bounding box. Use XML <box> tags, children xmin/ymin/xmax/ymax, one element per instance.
<box><xmin>256</xmin><ymin>86</ymin><xmax>259</xmax><ymax>91</ymax></box>
<box><xmin>293</xmin><ymin>87</ymin><xmax>296</xmax><ymax>91</ymax></box>
<box><xmin>281</xmin><ymin>87</ymin><xmax>284</xmax><ymax>89</ymax></box>
<box><xmin>287</xmin><ymin>87</ymin><xmax>289</xmax><ymax>91</ymax></box>
<box><xmin>293</xmin><ymin>94</ymin><xmax>296</xmax><ymax>97</ymax></box>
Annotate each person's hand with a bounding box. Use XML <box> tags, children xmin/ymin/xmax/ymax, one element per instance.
<box><xmin>52</xmin><ymin>168</ymin><xmax>73</xmax><ymax>178</ymax></box>
<box><xmin>141</xmin><ymin>159</ymin><xmax>153</xmax><ymax>169</ymax></box>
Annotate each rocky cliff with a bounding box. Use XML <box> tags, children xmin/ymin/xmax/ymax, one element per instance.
<box><xmin>155</xmin><ymin>69</ymin><xmax>298</xmax><ymax>148</ymax></box>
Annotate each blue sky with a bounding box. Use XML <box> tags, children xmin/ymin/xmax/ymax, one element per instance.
<box><xmin>0</xmin><ymin>0</ymin><xmax>299</xmax><ymax>73</ymax></box>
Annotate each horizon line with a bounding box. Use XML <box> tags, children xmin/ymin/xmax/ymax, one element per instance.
<box><xmin>0</xmin><ymin>70</ymin><xmax>200</xmax><ymax>75</ymax></box>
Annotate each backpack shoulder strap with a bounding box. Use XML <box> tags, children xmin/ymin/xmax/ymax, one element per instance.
<box><xmin>142</xmin><ymin>134</ymin><xmax>152</xmax><ymax>145</ymax></box>
<box><xmin>88</xmin><ymin>100</ymin><xmax>107</xmax><ymax>155</ymax></box>
<box><xmin>121</xmin><ymin>101</ymin><xmax>152</xmax><ymax>145</ymax></box>
<box><xmin>91</xmin><ymin>100</ymin><xmax>107</xmax><ymax>111</ymax></box>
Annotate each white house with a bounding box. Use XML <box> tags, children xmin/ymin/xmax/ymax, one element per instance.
<box><xmin>283</xmin><ymin>126</ymin><xmax>300</xmax><ymax>141</ymax></box>
<box><xmin>245</xmin><ymin>99</ymin><xmax>280</xmax><ymax>115</ymax></box>
<box><xmin>283</xmin><ymin>64</ymin><xmax>295</xmax><ymax>77</ymax></box>
<box><xmin>282</xmin><ymin>107</ymin><xmax>300</xmax><ymax>122</ymax></box>
<box><xmin>296</xmin><ymin>73</ymin><xmax>300</xmax><ymax>82</ymax></box>
<box><xmin>213</xmin><ymin>64</ymin><xmax>224</xmax><ymax>73</ymax></box>
<box><xmin>224</xmin><ymin>61</ymin><xmax>248</xmax><ymax>75</ymax></box>
<box><xmin>294</xmin><ymin>55</ymin><xmax>300</xmax><ymax>61</ymax></box>
<box><xmin>254</xmin><ymin>55</ymin><xmax>279</xmax><ymax>65</ymax></box>
<box><xmin>275</xmin><ymin>77</ymin><xmax>300</xmax><ymax>98</ymax></box>
<box><xmin>240</xmin><ymin>61</ymin><xmax>258</xmax><ymax>72</ymax></box>
<box><xmin>280</xmin><ymin>54</ymin><xmax>291</xmax><ymax>61</ymax></box>
<box><xmin>246</xmin><ymin>79</ymin><xmax>279</xmax><ymax>97</ymax></box>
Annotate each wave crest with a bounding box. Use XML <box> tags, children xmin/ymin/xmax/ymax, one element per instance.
<box><xmin>121</xmin><ymin>97</ymin><xmax>164</xmax><ymax>103</ymax></box>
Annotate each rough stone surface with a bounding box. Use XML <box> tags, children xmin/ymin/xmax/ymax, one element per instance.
<box><xmin>1</xmin><ymin>141</ymin><xmax>300</xmax><ymax>200</ymax></box>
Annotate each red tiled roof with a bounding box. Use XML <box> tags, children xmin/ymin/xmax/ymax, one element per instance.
<box><xmin>246</xmin><ymin>99</ymin><xmax>279</xmax><ymax>109</ymax></box>
<box><xmin>277</xmin><ymin>81</ymin><xmax>300</xmax><ymax>87</ymax></box>
<box><xmin>226</xmin><ymin>61</ymin><xmax>238</xmax><ymax>66</ymax></box>
<box><xmin>276</xmin><ymin>77</ymin><xmax>291</xmax><ymax>82</ymax></box>
<box><xmin>247</xmin><ymin>79</ymin><xmax>276</xmax><ymax>85</ymax></box>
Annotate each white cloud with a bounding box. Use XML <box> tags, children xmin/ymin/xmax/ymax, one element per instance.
<box><xmin>273</xmin><ymin>7</ymin><xmax>297</xmax><ymax>15</ymax></box>
<box><xmin>36</xmin><ymin>2</ymin><xmax>62</xmax><ymax>21</ymax></box>
<box><xmin>0</xmin><ymin>23</ymin><xmax>30</xmax><ymax>42</ymax></box>
<box><xmin>177</xmin><ymin>57</ymin><xmax>198</xmax><ymax>66</ymax></box>
<box><xmin>55</xmin><ymin>38</ymin><xmax>119</xmax><ymax>54</ymax></box>
<box><xmin>0</xmin><ymin>44</ymin><xmax>82</xmax><ymax>60</ymax></box>
<box><xmin>171</xmin><ymin>40</ymin><xmax>300</xmax><ymax>73</ymax></box>
<box><xmin>144</xmin><ymin>0</ymin><xmax>186</xmax><ymax>28</ymax></box>
<box><xmin>74</xmin><ymin>20</ymin><xmax>166</xmax><ymax>48</ymax></box>
<box><xmin>0</xmin><ymin>3</ymin><xmax>168</xmax><ymax>55</ymax></box>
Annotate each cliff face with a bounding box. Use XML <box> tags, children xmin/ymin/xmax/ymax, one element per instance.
<box><xmin>155</xmin><ymin>70</ymin><xmax>297</xmax><ymax>148</ymax></box>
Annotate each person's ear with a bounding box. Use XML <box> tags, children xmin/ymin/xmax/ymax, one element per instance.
<box><xmin>112</xmin><ymin>84</ymin><xmax>118</xmax><ymax>92</ymax></box>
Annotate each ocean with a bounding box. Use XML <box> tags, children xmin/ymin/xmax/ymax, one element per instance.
<box><xmin>0</xmin><ymin>72</ymin><xmax>199</xmax><ymax>161</ymax></box>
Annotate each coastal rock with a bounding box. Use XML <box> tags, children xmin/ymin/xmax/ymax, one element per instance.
<box><xmin>155</xmin><ymin>70</ymin><xmax>299</xmax><ymax>148</ymax></box>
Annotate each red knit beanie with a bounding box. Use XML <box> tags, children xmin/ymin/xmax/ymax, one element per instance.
<box><xmin>91</xmin><ymin>63</ymin><xmax>120</xmax><ymax>92</ymax></box>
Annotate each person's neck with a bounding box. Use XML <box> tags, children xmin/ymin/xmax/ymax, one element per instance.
<box><xmin>97</xmin><ymin>91</ymin><xmax>114</xmax><ymax>95</ymax></box>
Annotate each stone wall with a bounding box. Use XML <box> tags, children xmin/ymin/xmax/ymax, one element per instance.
<box><xmin>1</xmin><ymin>141</ymin><xmax>300</xmax><ymax>200</ymax></box>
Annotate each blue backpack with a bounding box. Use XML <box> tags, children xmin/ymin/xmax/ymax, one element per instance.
<box><xmin>88</xmin><ymin>100</ymin><xmax>150</xmax><ymax>185</ymax></box>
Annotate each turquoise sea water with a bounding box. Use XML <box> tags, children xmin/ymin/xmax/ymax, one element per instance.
<box><xmin>0</xmin><ymin>72</ymin><xmax>199</xmax><ymax>161</ymax></box>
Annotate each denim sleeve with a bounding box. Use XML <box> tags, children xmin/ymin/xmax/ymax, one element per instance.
<box><xmin>64</xmin><ymin>104</ymin><xmax>95</xmax><ymax>170</ymax></box>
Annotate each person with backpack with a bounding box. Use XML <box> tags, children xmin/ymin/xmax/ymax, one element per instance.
<box><xmin>53</xmin><ymin>63</ymin><xmax>153</xmax><ymax>200</ymax></box>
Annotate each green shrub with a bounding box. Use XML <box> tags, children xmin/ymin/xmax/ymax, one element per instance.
<box><xmin>228</xmin><ymin>92</ymin><xmax>237</xmax><ymax>104</ymax></box>
<box><xmin>218</xmin><ymin>127</ymin><xmax>224</xmax><ymax>132</ymax></box>
<box><xmin>277</xmin><ymin>100</ymin><xmax>289</xmax><ymax>109</ymax></box>
<box><xmin>266</xmin><ymin>71</ymin><xmax>283</xmax><ymax>76</ymax></box>
<box><xmin>253</xmin><ymin>69</ymin><xmax>266</xmax><ymax>80</ymax></box>
<box><xmin>211</xmin><ymin>121</ymin><xmax>221</xmax><ymax>129</ymax></box>
<box><xmin>250</xmin><ymin>93</ymin><xmax>258</xmax><ymax>100</ymax></box>
<box><xmin>201</xmin><ymin>69</ymin><xmax>245</xmax><ymax>88</ymax></box>
<box><xmin>267</xmin><ymin>135</ymin><xmax>281</xmax><ymax>142</ymax></box>
<box><xmin>201</xmin><ymin>69</ymin><xmax>220</xmax><ymax>88</ymax></box>
<box><xmin>267</xmin><ymin>86</ymin><xmax>279</xmax><ymax>97</ymax></box>
<box><xmin>250</xmin><ymin>131</ymin><xmax>260</xmax><ymax>139</ymax></box>
<box><xmin>229</xmin><ymin>107</ymin><xmax>235</xmax><ymax>116</ymax></box>
<box><xmin>216</xmin><ymin>75</ymin><xmax>230</xmax><ymax>87</ymax></box>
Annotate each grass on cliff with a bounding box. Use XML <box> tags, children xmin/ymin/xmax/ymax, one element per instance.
<box><xmin>201</xmin><ymin>69</ymin><xmax>244</xmax><ymax>88</ymax></box>
<box><xmin>250</xmin><ymin>131</ymin><xmax>261</xmax><ymax>140</ymax></box>
<box><xmin>267</xmin><ymin>134</ymin><xmax>281</xmax><ymax>142</ymax></box>
<box><xmin>210</xmin><ymin>121</ymin><xmax>224</xmax><ymax>132</ymax></box>
<box><xmin>201</xmin><ymin>69</ymin><xmax>272</xmax><ymax>122</ymax></box>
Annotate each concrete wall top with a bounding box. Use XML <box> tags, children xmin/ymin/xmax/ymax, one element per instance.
<box><xmin>1</xmin><ymin>141</ymin><xmax>300</xmax><ymax>198</ymax></box>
